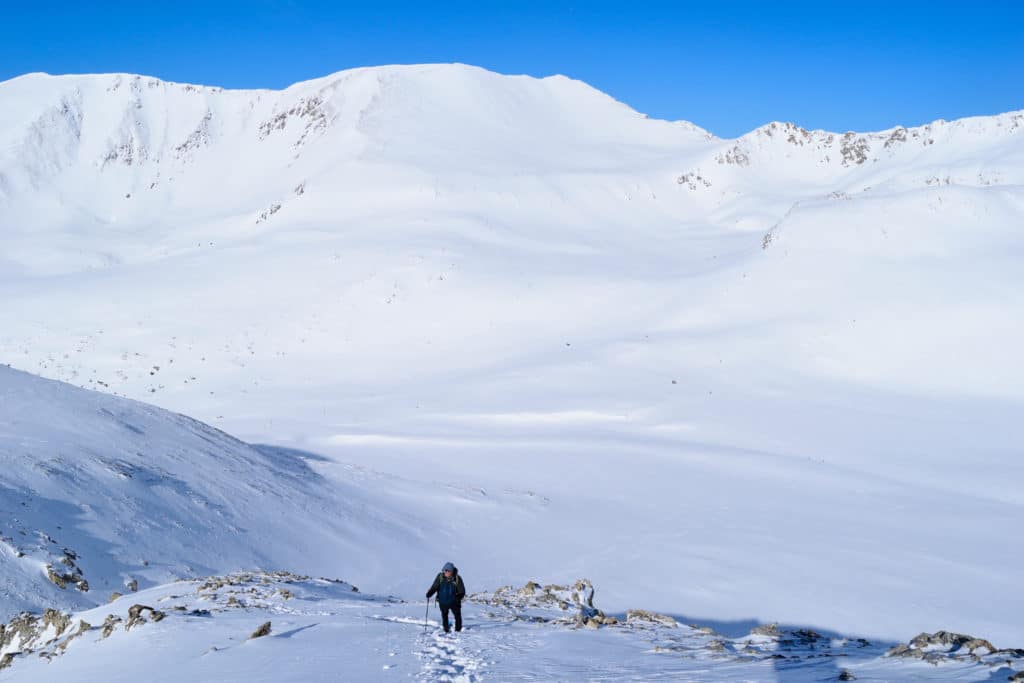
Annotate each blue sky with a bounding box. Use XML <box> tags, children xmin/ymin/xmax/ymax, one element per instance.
<box><xmin>1</xmin><ymin>1</ymin><xmax>1021</xmax><ymax>137</ymax></box>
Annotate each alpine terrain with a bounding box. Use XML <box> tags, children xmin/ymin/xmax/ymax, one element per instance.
<box><xmin>0</xmin><ymin>63</ymin><xmax>1022</xmax><ymax>681</ymax></box>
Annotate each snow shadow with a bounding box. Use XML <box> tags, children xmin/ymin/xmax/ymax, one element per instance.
<box><xmin>251</xmin><ymin>444</ymin><xmax>331</xmax><ymax>481</ymax></box>
<box><xmin>651</xmin><ymin>611</ymin><xmax>898</xmax><ymax>682</ymax></box>
<box><xmin>275</xmin><ymin>623</ymin><xmax>320</xmax><ymax>639</ymax></box>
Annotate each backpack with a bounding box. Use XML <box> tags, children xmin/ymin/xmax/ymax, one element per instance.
<box><xmin>436</xmin><ymin>572</ymin><xmax>460</xmax><ymax>606</ymax></box>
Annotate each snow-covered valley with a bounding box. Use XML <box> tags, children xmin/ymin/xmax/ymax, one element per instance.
<box><xmin>1</xmin><ymin>63</ymin><xmax>1022</xmax><ymax>680</ymax></box>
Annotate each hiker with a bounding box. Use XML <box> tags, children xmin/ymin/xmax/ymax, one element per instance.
<box><xmin>426</xmin><ymin>561</ymin><xmax>466</xmax><ymax>633</ymax></box>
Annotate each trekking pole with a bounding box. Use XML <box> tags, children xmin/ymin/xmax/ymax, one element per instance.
<box><xmin>423</xmin><ymin>598</ymin><xmax>429</xmax><ymax>634</ymax></box>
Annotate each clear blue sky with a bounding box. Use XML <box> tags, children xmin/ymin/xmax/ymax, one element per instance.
<box><xmin>2</xmin><ymin>1</ymin><xmax>1021</xmax><ymax>137</ymax></box>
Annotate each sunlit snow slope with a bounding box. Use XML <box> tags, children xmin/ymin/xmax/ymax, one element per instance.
<box><xmin>1</xmin><ymin>64</ymin><xmax>1022</xmax><ymax>644</ymax></box>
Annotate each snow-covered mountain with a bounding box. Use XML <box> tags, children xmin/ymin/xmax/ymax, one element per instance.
<box><xmin>1</xmin><ymin>63</ymin><xmax>1022</xmax><ymax>668</ymax></box>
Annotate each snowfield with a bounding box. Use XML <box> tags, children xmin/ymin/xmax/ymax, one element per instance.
<box><xmin>2</xmin><ymin>568</ymin><xmax>1022</xmax><ymax>682</ymax></box>
<box><xmin>0</xmin><ymin>63</ymin><xmax>1022</xmax><ymax>679</ymax></box>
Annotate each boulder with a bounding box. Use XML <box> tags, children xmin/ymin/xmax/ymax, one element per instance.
<box><xmin>250</xmin><ymin>621</ymin><xmax>272</xmax><ymax>639</ymax></box>
<box><xmin>125</xmin><ymin>604</ymin><xmax>165</xmax><ymax>630</ymax></box>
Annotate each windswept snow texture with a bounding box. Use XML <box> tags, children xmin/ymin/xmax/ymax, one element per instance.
<box><xmin>1</xmin><ymin>63</ymin><xmax>1023</xmax><ymax>649</ymax></box>
<box><xmin>0</xmin><ymin>365</ymin><xmax>437</xmax><ymax>619</ymax></box>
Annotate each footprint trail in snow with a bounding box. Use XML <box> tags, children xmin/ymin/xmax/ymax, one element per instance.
<box><xmin>415</xmin><ymin>629</ymin><xmax>486</xmax><ymax>682</ymax></box>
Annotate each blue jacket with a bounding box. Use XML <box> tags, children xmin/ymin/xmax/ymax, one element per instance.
<box><xmin>426</xmin><ymin>567</ymin><xmax>466</xmax><ymax>607</ymax></box>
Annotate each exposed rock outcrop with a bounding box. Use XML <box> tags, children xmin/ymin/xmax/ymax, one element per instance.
<box><xmin>250</xmin><ymin>621</ymin><xmax>272</xmax><ymax>639</ymax></box>
<box><xmin>626</xmin><ymin>609</ymin><xmax>677</xmax><ymax>628</ymax></box>
<box><xmin>126</xmin><ymin>604</ymin><xmax>166</xmax><ymax>630</ymax></box>
<box><xmin>885</xmin><ymin>630</ymin><xmax>1010</xmax><ymax>665</ymax></box>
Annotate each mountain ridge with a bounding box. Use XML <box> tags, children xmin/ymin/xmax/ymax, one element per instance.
<box><xmin>4</xmin><ymin>63</ymin><xmax>1021</xmax><ymax>142</ymax></box>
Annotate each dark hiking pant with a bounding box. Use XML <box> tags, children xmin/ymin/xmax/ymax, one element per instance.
<box><xmin>441</xmin><ymin>602</ymin><xmax>462</xmax><ymax>632</ymax></box>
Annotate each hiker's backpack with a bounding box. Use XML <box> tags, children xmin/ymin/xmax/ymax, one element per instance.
<box><xmin>437</xmin><ymin>573</ymin><xmax>459</xmax><ymax>606</ymax></box>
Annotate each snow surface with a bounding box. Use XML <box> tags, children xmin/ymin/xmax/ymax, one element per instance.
<box><xmin>2</xmin><ymin>570</ymin><xmax>1020</xmax><ymax>682</ymax></box>
<box><xmin>1</xmin><ymin>63</ymin><xmax>1022</xmax><ymax>678</ymax></box>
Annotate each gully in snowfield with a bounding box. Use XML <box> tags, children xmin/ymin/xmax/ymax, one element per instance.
<box><xmin>426</xmin><ymin>562</ymin><xmax>466</xmax><ymax>633</ymax></box>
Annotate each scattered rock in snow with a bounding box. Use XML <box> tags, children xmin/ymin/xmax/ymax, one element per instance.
<box><xmin>257</xmin><ymin>94</ymin><xmax>330</xmax><ymax>150</ymax></box>
<box><xmin>471</xmin><ymin>579</ymin><xmax>623</xmax><ymax>629</ymax></box>
<box><xmin>750</xmin><ymin>623</ymin><xmax>780</xmax><ymax>637</ymax></box>
<box><xmin>715</xmin><ymin>144</ymin><xmax>750</xmax><ymax>166</ymax></box>
<box><xmin>45</xmin><ymin>566</ymin><xmax>72</xmax><ymax>590</ymax></box>
<box><xmin>884</xmin><ymin>127</ymin><xmax>908</xmax><ymax>148</ymax></box>
<box><xmin>126</xmin><ymin>604</ymin><xmax>166</xmax><ymax>630</ymax></box>
<box><xmin>256</xmin><ymin>203</ymin><xmax>282</xmax><ymax>224</ymax></box>
<box><xmin>101</xmin><ymin>614</ymin><xmax>122</xmax><ymax>638</ymax></box>
<box><xmin>196</xmin><ymin>570</ymin><xmax>310</xmax><ymax>595</ymax></box>
<box><xmin>174</xmin><ymin>110</ymin><xmax>213</xmax><ymax>160</ymax></box>
<box><xmin>0</xmin><ymin>608</ymin><xmax>85</xmax><ymax>672</ymax></box>
<box><xmin>626</xmin><ymin>609</ymin><xmax>677</xmax><ymax>628</ymax></box>
<box><xmin>53</xmin><ymin>620</ymin><xmax>91</xmax><ymax>654</ymax></box>
<box><xmin>676</xmin><ymin>171</ymin><xmax>712</xmax><ymax>190</ymax></box>
<box><xmin>250</xmin><ymin>621</ymin><xmax>272</xmax><ymax>639</ymax></box>
<box><xmin>839</xmin><ymin>133</ymin><xmax>871</xmax><ymax>166</ymax></box>
<box><xmin>886</xmin><ymin>630</ymin><xmax>1001</xmax><ymax>663</ymax></box>
<box><xmin>1</xmin><ymin>612</ymin><xmax>40</xmax><ymax>650</ymax></box>
<box><xmin>472</xmin><ymin>579</ymin><xmax>593</xmax><ymax>613</ymax></box>
<box><xmin>41</xmin><ymin>608</ymin><xmax>71</xmax><ymax>639</ymax></box>
<box><xmin>911</xmin><ymin>631</ymin><xmax>996</xmax><ymax>654</ymax></box>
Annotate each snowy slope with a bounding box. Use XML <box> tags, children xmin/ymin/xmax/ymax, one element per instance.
<box><xmin>0</xmin><ymin>364</ymin><xmax>433</xmax><ymax>618</ymax></box>
<box><xmin>1</xmin><ymin>571</ymin><xmax>1021</xmax><ymax>682</ymax></box>
<box><xmin>1</xmin><ymin>63</ymin><xmax>1022</xmax><ymax>655</ymax></box>
<box><xmin>0</xmin><ymin>364</ymin><xmax>570</xmax><ymax>621</ymax></box>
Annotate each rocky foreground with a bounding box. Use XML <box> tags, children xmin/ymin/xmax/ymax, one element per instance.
<box><xmin>0</xmin><ymin>571</ymin><xmax>1021</xmax><ymax>681</ymax></box>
